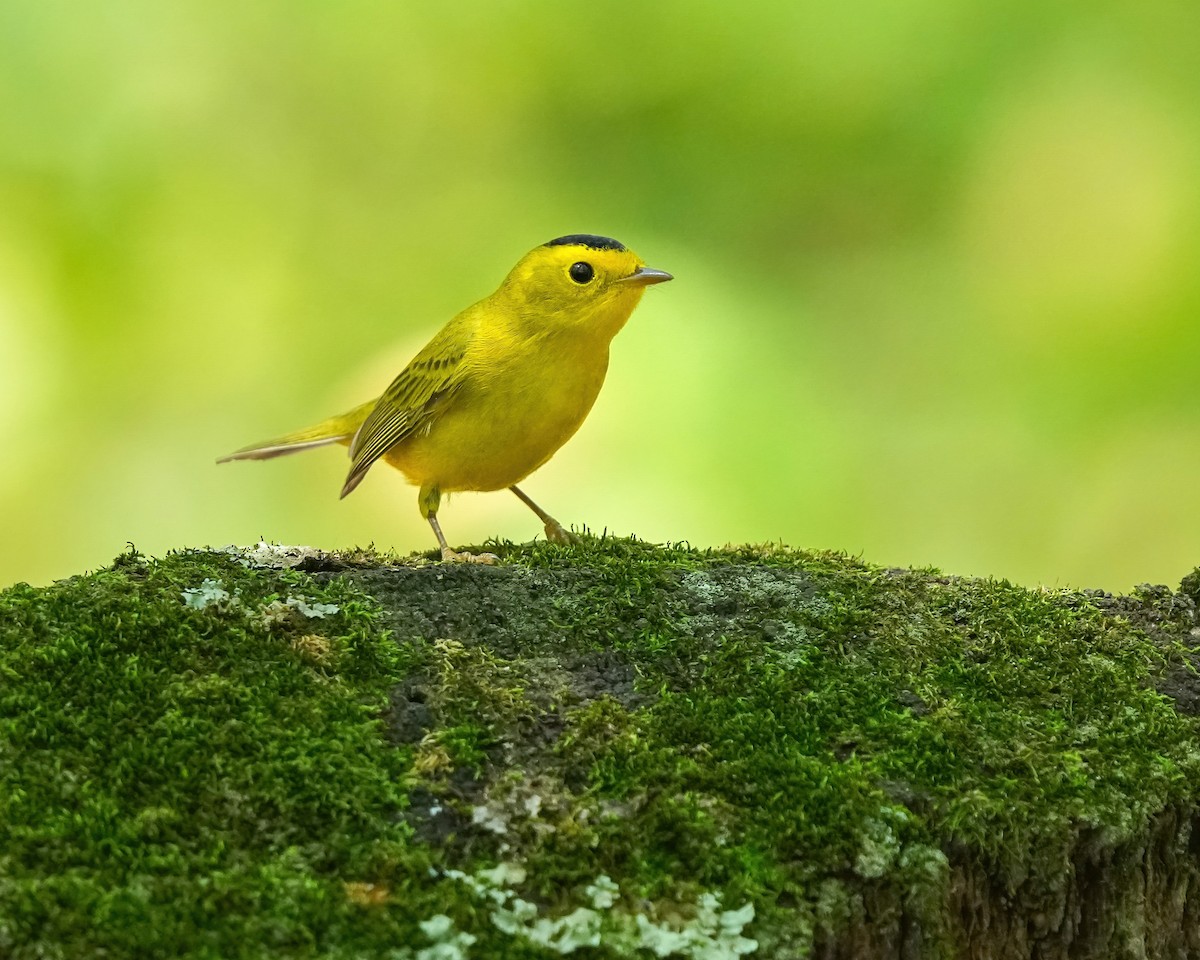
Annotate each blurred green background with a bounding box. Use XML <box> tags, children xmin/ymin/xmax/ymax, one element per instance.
<box><xmin>2</xmin><ymin>1</ymin><xmax>1198</xmax><ymax>590</ymax></box>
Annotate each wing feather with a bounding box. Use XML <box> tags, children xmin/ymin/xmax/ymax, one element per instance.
<box><xmin>340</xmin><ymin>317</ymin><xmax>474</xmax><ymax>497</ymax></box>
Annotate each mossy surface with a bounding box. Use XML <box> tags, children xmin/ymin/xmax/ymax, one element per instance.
<box><xmin>2</xmin><ymin>538</ymin><xmax>1198</xmax><ymax>958</ymax></box>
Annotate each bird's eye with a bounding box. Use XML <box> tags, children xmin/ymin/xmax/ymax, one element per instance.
<box><xmin>568</xmin><ymin>261</ymin><xmax>594</xmax><ymax>284</ymax></box>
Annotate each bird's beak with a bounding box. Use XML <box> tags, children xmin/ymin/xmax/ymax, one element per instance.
<box><xmin>622</xmin><ymin>266</ymin><xmax>674</xmax><ymax>285</ymax></box>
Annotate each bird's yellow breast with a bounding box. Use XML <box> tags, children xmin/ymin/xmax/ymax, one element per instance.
<box><xmin>384</xmin><ymin>320</ymin><xmax>612</xmax><ymax>492</ymax></box>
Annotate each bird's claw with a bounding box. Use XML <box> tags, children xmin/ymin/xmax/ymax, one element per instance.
<box><xmin>544</xmin><ymin>521</ymin><xmax>579</xmax><ymax>545</ymax></box>
<box><xmin>441</xmin><ymin>549</ymin><xmax>499</xmax><ymax>565</ymax></box>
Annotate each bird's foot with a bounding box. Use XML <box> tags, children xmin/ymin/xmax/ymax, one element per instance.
<box><xmin>544</xmin><ymin>520</ymin><xmax>579</xmax><ymax>545</ymax></box>
<box><xmin>441</xmin><ymin>548</ymin><xmax>499</xmax><ymax>565</ymax></box>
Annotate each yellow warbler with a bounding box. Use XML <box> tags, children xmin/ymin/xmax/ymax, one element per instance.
<box><xmin>219</xmin><ymin>235</ymin><xmax>672</xmax><ymax>562</ymax></box>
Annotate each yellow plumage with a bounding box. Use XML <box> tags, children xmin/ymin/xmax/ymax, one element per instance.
<box><xmin>219</xmin><ymin>234</ymin><xmax>672</xmax><ymax>561</ymax></box>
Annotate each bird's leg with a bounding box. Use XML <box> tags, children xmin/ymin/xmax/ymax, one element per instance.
<box><xmin>510</xmin><ymin>485</ymin><xmax>578</xmax><ymax>544</ymax></box>
<box><xmin>428</xmin><ymin>515</ymin><xmax>499</xmax><ymax>564</ymax></box>
<box><xmin>420</xmin><ymin>484</ymin><xmax>497</xmax><ymax>564</ymax></box>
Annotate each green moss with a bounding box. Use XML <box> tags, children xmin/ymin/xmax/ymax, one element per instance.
<box><xmin>0</xmin><ymin>548</ymin><xmax>424</xmax><ymax>956</ymax></box>
<box><xmin>1</xmin><ymin>539</ymin><xmax>1197</xmax><ymax>957</ymax></box>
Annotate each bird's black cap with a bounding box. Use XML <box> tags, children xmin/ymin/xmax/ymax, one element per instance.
<box><xmin>544</xmin><ymin>234</ymin><xmax>626</xmax><ymax>252</ymax></box>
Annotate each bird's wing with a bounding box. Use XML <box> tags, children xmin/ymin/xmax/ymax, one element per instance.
<box><xmin>341</xmin><ymin>317</ymin><xmax>474</xmax><ymax>497</ymax></box>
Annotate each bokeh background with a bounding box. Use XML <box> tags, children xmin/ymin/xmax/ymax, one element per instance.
<box><xmin>2</xmin><ymin>1</ymin><xmax>1198</xmax><ymax>590</ymax></box>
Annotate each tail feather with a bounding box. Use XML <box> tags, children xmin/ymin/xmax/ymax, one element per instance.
<box><xmin>217</xmin><ymin>400</ymin><xmax>376</xmax><ymax>464</ymax></box>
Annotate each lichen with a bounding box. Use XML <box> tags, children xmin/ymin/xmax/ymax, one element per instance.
<box><xmin>180</xmin><ymin>577</ymin><xmax>235</xmax><ymax>610</ymax></box>
<box><xmin>444</xmin><ymin>865</ymin><xmax>756</xmax><ymax>957</ymax></box>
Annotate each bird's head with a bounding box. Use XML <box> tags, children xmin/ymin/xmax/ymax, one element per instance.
<box><xmin>501</xmin><ymin>234</ymin><xmax>672</xmax><ymax>339</ymax></box>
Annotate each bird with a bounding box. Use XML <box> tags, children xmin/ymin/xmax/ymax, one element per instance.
<box><xmin>218</xmin><ymin>234</ymin><xmax>672</xmax><ymax>562</ymax></box>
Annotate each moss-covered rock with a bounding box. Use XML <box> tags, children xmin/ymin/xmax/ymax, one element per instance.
<box><xmin>1</xmin><ymin>538</ymin><xmax>1198</xmax><ymax>958</ymax></box>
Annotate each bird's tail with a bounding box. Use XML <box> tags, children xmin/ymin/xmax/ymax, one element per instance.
<box><xmin>216</xmin><ymin>399</ymin><xmax>376</xmax><ymax>463</ymax></box>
